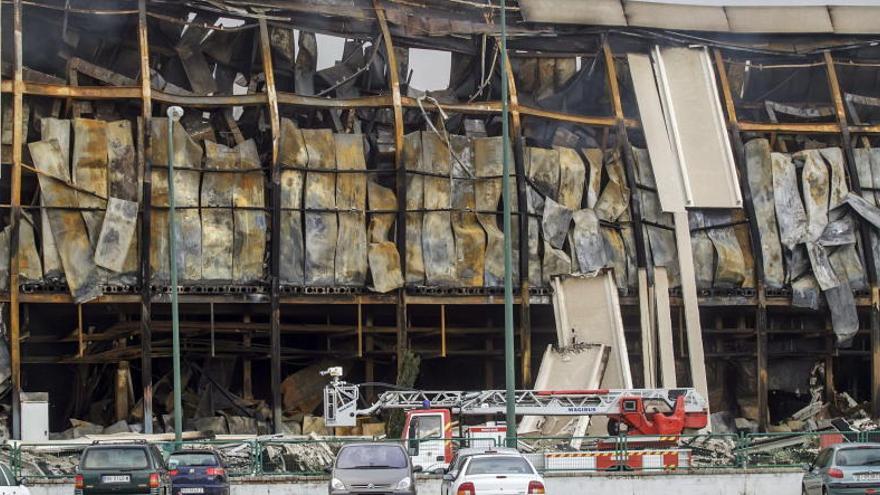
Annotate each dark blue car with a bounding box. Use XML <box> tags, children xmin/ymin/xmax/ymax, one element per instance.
<box><xmin>167</xmin><ymin>449</ymin><xmax>229</xmax><ymax>495</ymax></box>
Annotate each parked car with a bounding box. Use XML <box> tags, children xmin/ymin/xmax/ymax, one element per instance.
<box><xmin>75</xmin><ymin>441</ymin><xmax>171</xmax><ymax>495</ymax></box>
<box><xmin>803</xmin><ymin>442</ymin><xmax>880</xmax><ymax>494</ymax></box>
<box><xmin>167</xmin><ymin>449</ymin><xmax>229</xmax><ymax>495</ymax></box>
<box><xmin>328</xmin><ymin>442</ymin><xmax>420</xmax><ymax>495</ymax></box>
<box><xmin>0</xmin><ymin>461</ymin><xmax>30</xmax><ymax>495</ymax></box>
<box><xmin>440</xmin><ymin>448</ymin><xmax>519</xmax><ymax>495</ymax></box>
<box><xmin>443</xmin><ymin>451</ymin><xmax>545</xmax><ymax>495</ymax></box>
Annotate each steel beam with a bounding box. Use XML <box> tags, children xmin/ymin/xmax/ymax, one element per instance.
<box><xmin>9</xmin><ymin>0</ymin><xmax>23</xmax><ymax>440</ymax></box>
<box><xmin>372</xmin><ymin>0</ymin><xmax>408</xmax><ymax>374</ymax></box>
<box><xmin>714</xmin><ymin>49</ymin><xmax>769</xmax><ymax>429</ymax></box>
<box><xmin>137</xmin><ymin>0</ymin><xmax>154</xmax><ymax>434</ymax></box>
<box><xmin>258</xmin><ymin>17</ymin><xmax>284</xmax><ymax>434</ymax></box>
<box><xmin>823</xmin><ymin>51</ymin><xmax>880</xmax><ymax>418</ymax></box>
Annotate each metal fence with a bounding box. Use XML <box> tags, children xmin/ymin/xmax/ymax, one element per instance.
<box><xmin>3</xmin><ymin>430</ymin><xmax>877</xmax><ymax>481</ymax></box>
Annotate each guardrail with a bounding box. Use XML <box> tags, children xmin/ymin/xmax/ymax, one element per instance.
<box><xmin>2</xmin><ymin>430</ymin><xmax>875</xmax><ymax>480</ymax></box>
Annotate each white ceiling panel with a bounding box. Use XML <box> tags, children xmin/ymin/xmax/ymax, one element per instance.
<box><xmin>519</xmin><ymin>0</ymin><xmax>628</xmax><ymax>25</ymax></box>
<box><xmin>625</xmin><ymin>2</ymin><xmax>730</xmax><ymax>31</ymax></box>
<box><xmin>725</xmin><ymin>6</ymin><xmax>834</xmax><ymax>32</ymax></box>
<box><xmin>828</xmin><ymin>6</ymin><xmax>880</xmax><ymax>33</ymax></box>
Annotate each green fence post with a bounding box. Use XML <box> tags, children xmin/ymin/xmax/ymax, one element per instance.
<box><xmin>252</xmin><ymin>439</ymin><xmax>260</xmax><ymax>476</ymax></box>
<box><xmin>736</xmin><ymin>433</ymin><xmax>747</xmax><ymax>469</ymax></box>
<box><xmin>13</xmin><ymin>443</ymin><xmax>20</xmax><ymax>482</ymax></box>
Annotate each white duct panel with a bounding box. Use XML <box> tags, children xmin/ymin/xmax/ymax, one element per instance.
<box><xmin>627</xmin><ymin>53</ymin><xmax>686</xmax><ymax>213</ymax></box>
<box><xmin>726</xmin><ymin>6</ymin><xmax>833</xmax><ymax>33</ymax></box>
<box><xmin>518</xmin><ymin>344</ymin><xmax>609</xmax><ymax>437</ymax></box>
<box><xmin>653</xmin><ymin>46</ymin><xmax>742</xmax><ymax>209</ymax></box>
<box><xmin>552</xmin><ymin>274</ymin><xmax>632</xmax><ymax>388</ymax></box>
<box><xmin>551</xmin><ymin>273</ymin><xmax>631</xmax><ymax>436</ymax></box>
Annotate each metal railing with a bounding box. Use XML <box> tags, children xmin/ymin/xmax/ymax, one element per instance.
<box><xmin>3</xmin><ymin>430</ymin><xmax>876</xmax><ymax>481</ymax></box>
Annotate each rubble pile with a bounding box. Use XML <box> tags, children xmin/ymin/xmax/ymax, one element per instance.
<box><xmin>261</xmin><ymin>434</ymin><xmax>338</xmax><ymax>474</ymax></box>
<box><xmin>683</xmin><ymin>436</ymin><xmax>738</xmax><ymax>468</ymax></box>
<box><xmin>1</xmin><ymin>445</ymin><xmax>84</xmax><ymax>478</ymax></box>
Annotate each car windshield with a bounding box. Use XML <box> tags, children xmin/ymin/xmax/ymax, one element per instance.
<box><xmin>837</xmin><ymin>448</ymin><xmax>880</xmax><ymax>466</ymax></box>
<box><xmin>82</xmin><ymin>448</ymin><xmax>149</xmax><ymax>470</ymax></box>
<box><xmin>169</xmin><ymin>453</ymin><xmax>219</xmax><ymax>467</ymax></box>
<box><xmin>466</xmin><ymin>456</ymin><xmax>534</xmax><ymax>475</ymax></box>
<box><xmin>336</xmin><ymin>445</ymin><xmax>408</xmax><ymax>469</ymax></box>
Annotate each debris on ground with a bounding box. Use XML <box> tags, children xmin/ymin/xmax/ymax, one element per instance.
<box><xmin>261</xmin><ymin>433</ymin><xmax>338</xmax><ymax>473</ymax></box>
<box><xmin>684</xmin><ymin>436</ymin><xmax>738</xmax><ymax>468</ymax></box>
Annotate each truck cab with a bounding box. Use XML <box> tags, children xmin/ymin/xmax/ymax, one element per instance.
<box><xmin>402</xmin><ymin>410</ymin><xmax>508</xmax><ymax>472</ymax></box>
<box><xmin>403</xmin><ymin>409</ymin><xmax>452</xmax><ymax>473</ymax></box>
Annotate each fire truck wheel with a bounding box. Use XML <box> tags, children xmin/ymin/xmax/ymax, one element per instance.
<box><xmin>607</xmin><ymin>419</ymin><xmax>621</xmax><ymax>436</ymax></box>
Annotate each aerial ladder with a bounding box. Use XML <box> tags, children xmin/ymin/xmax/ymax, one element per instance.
<box><xmin>321</xmin><ymin>367</ymin><xmax>709</xmax><ymax>471</ymax></box>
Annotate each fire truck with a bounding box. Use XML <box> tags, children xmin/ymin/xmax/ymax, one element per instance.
<box><xmin>321</xmin><ymin>367</ymin><xmax>709</xmax><ymax>472</ymax></box>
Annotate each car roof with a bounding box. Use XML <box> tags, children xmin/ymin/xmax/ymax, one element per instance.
<box><xmin>466</xmin><ymin>452</ymin><xmax>526</xmax><ymax>459</ymax></box>
<box><xmin>339</xmin><ymin>442</ymin><xmax>405</xmax><ymax>449</ymax></box>
<box><xmin>171</xmin><ymin>449</ymin><xmax>218</xmax><ymax>455</ymax></box>
<box><xmin>455</xmin><ymin>447</ymin><xmax>519</xmax><ymax>457</ymax></box>
<box><xmin>833</xmin><ymin>443</ymin><xmax>880</xmax><ymax>450</ymax></box>
<box><xmin>86</xmin><ymin>444</ymin><xmax>150</xmax><ymax>449</ymax></box>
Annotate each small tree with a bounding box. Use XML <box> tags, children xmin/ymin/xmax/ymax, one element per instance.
<box><xmin>387</xmin><ymin>350</ymin><xmax>420</xmax><ymax>438</ymax></box>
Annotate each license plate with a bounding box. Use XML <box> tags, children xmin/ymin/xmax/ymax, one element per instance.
<box><xmin>101</xmin><ymin>475</ymin><xmax>130</xmax><ymax>483</ymax></box>
<box><xmin>179</xmin><ymin>488</ymin><xmax>204</xmax><ymax>494</ymax></box>
<box><xmin>856</xmin><ymin>473</ymin><xmax>880</xmax><ymax>481</ymax></box>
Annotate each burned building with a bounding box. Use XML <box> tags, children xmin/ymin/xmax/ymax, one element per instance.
<box><xmin>1</xmin><ymin>0</ymin><xmax>880</xmax><ymax>437</ymax></box>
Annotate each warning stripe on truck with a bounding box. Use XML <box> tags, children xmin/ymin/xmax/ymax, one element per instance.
<box><xmin>545</xmin><ymin>450</ymin><xmax>681</xmax><ymax>458</ymax></box>
<box><xmin>546</xmin><ymin>452</ymin><xmax>614</xmax><ymax>458</ymax></box>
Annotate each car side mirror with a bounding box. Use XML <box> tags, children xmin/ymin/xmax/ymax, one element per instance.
<box><xmin>443</xmin><ymin>473</ymin><xmax>455</xmax><ymax>481</ymax></box>
<box><xmin>412</xmin><ymin>465</ymin><xmax>423</xmax><ymax>473</ymax></box>
<box><xmin>801</xmin><ymin>463</ymin><xmax>811</xmax><ymax>471</ymax></box>
<box><xmin>323</xmin><ymin>466</ymin><xmax>333</xmax><ymax>474</ymax></box>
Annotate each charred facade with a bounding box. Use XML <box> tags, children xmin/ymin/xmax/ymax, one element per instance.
<box><xmin>0</xmin><ymin>0</ymin><xmax>878</xmax><ymax>436</ymax></box>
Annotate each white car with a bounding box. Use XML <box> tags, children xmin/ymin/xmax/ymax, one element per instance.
<box><xmin>443</xmin><ymin>452</ymin><xmax>545</xmax><ymax>495</ymax></box>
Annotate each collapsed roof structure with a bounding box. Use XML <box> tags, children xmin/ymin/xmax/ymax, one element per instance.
<box><xmin>2</xmin><ymin>0</ymin><xmax>880</xmax><ymax>437</ymax></box>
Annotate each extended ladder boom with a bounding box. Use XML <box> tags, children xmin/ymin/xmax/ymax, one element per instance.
<box><xmin>321</xmin><ymin>367</ymin><xmax>708</xmax><ymax>428</ymax></box>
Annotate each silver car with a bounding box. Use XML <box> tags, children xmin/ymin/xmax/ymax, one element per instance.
<box><xmin>328</xmin><ymin>443</ymin><xmax>420</xmax><ymax>495</ymax></box>
<box><xmin>803</xmin><ymin>443</ymin><xmax>880</xmax><ymax>494</ymax></box>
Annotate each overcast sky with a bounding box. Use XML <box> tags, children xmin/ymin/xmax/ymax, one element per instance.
<box><xmin>312</xmin><ymin>34</ymin><xmax>452</xmax><ymax>92</ymax></box>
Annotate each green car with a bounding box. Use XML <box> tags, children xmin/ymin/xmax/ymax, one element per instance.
<box><xmin>75</xmin><ymin>441</ymin><xmax>172</xmax><ymax>495</ymax></box>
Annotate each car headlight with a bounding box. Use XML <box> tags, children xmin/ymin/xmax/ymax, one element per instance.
<box><xmin>396</xmin><ymin>476</ymin><xmax>412</xmax><ymax>490</ymax></box>
<box><xmin>330</xmin><ymin>478</ymin><xmax>346</xmax><ymax>490</ymax></box>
